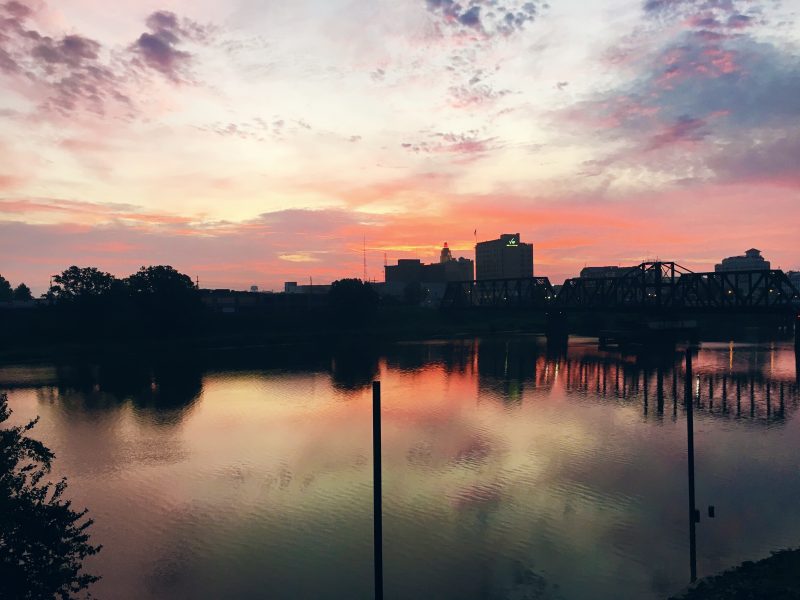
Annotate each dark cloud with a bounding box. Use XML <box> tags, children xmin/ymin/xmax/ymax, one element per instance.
<box><xmin>425</xmin><ymin>0</ymin><xmax>542</xmax><ymax>37</ymax></box>
<box><xmin>32</xmin><ymin>35</ymin><xmax>100</xmax><ymax>67</ymax></box>
<box><xmin>0</xmin><ymin>2</ymin><xmax>130</xmax><ymax>117</ymax></box>
<box><xmin>132</xmin><ymin>10</ymin><xmax>210</xmax><ymax>81</ymax></box>
<box><xmin>458</xmin><ymin>6</ymin><xmax>482</xmax><ymax>28</ymax></box>
<box><xmin>0</xmin><ymin>4</ymin><xmax>213</xmax><ymax>118</ymax></box>
<box><xmin>646</xmin><ymin>115</ymin><xmax>709</xmax><ymax>151</ymax></box>
<box><xmin>642</xmin><ymin>0</ymin><xmax>762</xmax><ymax>31</ymax></box>
<box><xmin>2</xmin><ymin>1</ymin><xmax>31</xmax><ymax>20</ymax></box>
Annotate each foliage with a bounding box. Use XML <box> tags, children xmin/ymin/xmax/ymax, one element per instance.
<box><xmin>125</xmin><ymin>265</ymin><xmax>201</xmax><ymax>331</ymax></box>
<box><xmin>49</xmin><ymin>266</ymin><xmax>117</xmax><ymax>301</ymax></box>
<box><xmin>13</xmin><ymin>283</ymin><xmax>33</xmax><ymax>302</ymax></box>
<box><xmin>0</xmin><ymin>274</ymin><xmax>11</xmax><ymax>302</ymax></box>
<box><xmin>328</xmin><ymin>278</ymin><xmax>379</xmax><ymax>322</ymax></box>
<box><xmin>0</xmin><ymin>393</ymin><xmax>101</xmax><ymax>599</ymax></box>
<box><xmin>125</xmin><ymin>265</ymin><xmax>196</xmax><ymax>298</ymax></box>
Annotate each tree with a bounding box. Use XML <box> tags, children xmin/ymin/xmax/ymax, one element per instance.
<box><xmin>0</xmin><ymin>393</ymin><xmax>101</xmax><ymax>598</ymax></box>
<box><xmin>50</xmin><ymin>266</ymin><xmax>117</xmax><ymax>301</ymax></box>
<box><xmin>124</xmin><ymin>266</ymin><xmax>201</xmax><ymax>332</ymax></box>
<box><xmin>125</xmin><ymin>265</ymin><xmax>196</xmax><ymax>298</ymax></box>
<box><xmin>328</xmin><ymin>278</ymin><xmax>379</xmax><ymax>322</ymax></box>
<box><xmin>13</xmin><ymin>283</ymin><xmax>32</xmax><ymax>302</ymax></box>
<box><xmin>0</xmin><ymin>274</ymin><xmax>11</xmax><ymax>302</ymax></box>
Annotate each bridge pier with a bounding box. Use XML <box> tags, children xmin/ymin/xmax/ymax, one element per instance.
<box><xmin>795</xmin><ymin>313</ymin><xmax>799</xmax><ymax>386</ymax></box>
<box><xmin>795</xmin><ymin>313</ymin><xmax>800</xmax><ymax>351</ymax></box>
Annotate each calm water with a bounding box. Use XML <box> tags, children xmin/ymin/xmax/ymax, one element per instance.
<box><xmin>2</xmin><ymin>337</ymin><xmax>799</xmax><ymax>600</ymax></box>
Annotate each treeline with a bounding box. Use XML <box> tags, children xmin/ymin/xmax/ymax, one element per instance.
<box><xmin>0</xmin><ymin>266</ymin><xmax>389</xmax><ymax>350</ymax></box>
<box><xmin>0</xmin><ymin>274</ymin><xmax>32</xmax><ymax>302</ymax></box>
<box><xmin>3</xmin><ymin>265</ymin><xmax>202</xmax><ymax>343</ymax></box>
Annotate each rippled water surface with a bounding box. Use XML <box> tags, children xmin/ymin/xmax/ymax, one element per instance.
<box><xmin>2</xmin><ymin>337</ymin><xmax>799</xmax><ymax>600</ymax></box>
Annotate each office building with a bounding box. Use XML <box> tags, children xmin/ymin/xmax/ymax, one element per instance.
<box><xmin>475</xmin><ymin>233</ymin><xmax>533</xmax><ymax>280</ymax></box>
<box><xmin>715</xmin><ymin>249</ymin><xmax>771</xmax><ymax>272</ymax></box>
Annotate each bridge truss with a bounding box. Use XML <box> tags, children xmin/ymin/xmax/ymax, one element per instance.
<box><xmin>441</xmin><ymin>262</ymin><xmax>800</xmax><ymax>313</ymax></box>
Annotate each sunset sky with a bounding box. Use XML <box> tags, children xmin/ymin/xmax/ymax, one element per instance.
<box><xmin>1</xmin><ymin>0</ymin><xmax>798</xmax><ymax>292</ymax></box>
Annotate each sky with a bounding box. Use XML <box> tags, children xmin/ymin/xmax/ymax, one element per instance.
<box><xmin>0</xmin><ymin>0</ymin><xmax>799</xmax><ymax>293</ymax></box>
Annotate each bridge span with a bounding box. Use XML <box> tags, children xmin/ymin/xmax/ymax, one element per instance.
<box><xmin>441</xmin><ymin>261</ymin><xmax>800</xmax><ymax>314</ymax></box>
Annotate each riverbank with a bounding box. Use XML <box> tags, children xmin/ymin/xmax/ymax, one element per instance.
<box><xmin>669</xmin><ymin>549</ymin><xmax>800</xmax><ymax>599</ymax></box>
<box><xmin>0</xmin><ymin>306</ymin><xmax>548</xmax><ymax>363</ymax></box>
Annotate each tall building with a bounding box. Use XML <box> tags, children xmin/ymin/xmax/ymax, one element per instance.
<box><xmin>715</xmin><ymin>248</ymin><xmax>771</xmax><ymax>272</ymax></box>
<box><xmin>475</xmin><ymin>233</ymin><xmax>533</xmax><ymax>280</ymax></box>
<box><xmin>440</xmin><ymin>242</ymin><xmax>453</xmax><ymax>263</ymax></box>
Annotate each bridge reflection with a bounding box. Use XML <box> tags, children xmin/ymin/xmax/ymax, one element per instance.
<box><xmin>468</xmin><ymin>339</ymin><xmax>799</xmax><ymax>425</ymax></box>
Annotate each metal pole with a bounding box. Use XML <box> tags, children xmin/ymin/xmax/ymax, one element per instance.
<box><xmin>373</xmin><ymin>381</ymin><xmax>384</xmax><ymax>600</ymax></box>
<box><xmin>685</xmin><ymin>348</ymin><xmax>698</xmax><ymax>583</ymax></box>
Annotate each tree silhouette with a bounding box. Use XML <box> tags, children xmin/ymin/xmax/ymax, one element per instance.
<box><xmin>0</xmin><ymin>393</ymin><xmax>101</xmax><ymax>599</ymax></box>
<box><xmin>0</xmin><ymin>274</ymin><xmax>11</xmax><ymax>302</ymax></box>
<box><xmin>329</xmin><ymin>278</ymin><xmax>379</xmax><ymax>323</ymax></box>
<box><xmin>49</xmin><ymin>266</ymin><xmax>117</xmax><ymax>302</ymax></box>
<box><xmin>125</xmin><ymin>265</ymin><xmax>200</xmax><ymax>332</ymax></box>
<box><xmin>126</xmin><ymin>265</ymin><xmax>196</xmax><ymax>298</ymax></box>
<box><xmin>13</xmin><ymin>283</ymin><xmax>33</xmax><ymax>302</ymax></box>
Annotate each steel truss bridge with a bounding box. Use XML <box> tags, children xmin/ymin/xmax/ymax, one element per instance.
<box><xmin>441</xmin><ymin>262</ymin><xmax>800</xmax><ymax>313</ymax></box>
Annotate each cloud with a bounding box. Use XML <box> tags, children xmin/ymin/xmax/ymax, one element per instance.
<box><xmin>645</xmin><ymin>115</ymin><xmax>709</xmax><ymax>151</ymax></box>
<box><xmin>0</xmin><ymin>3</ymin><xmax>213</xmax><ymax>119</ymax></box>
<box><xmin>557</xmin><ymin>2</ymin><xmax>800</xmax><ymax>185</ymax></box>
<box><xmin>131</xmin><ymin>10</ymin><xmax>211</xmax><ymax>81</ymax></box>
<box><xmin>424</xmin><ymin>0</ymin><xmax>542</xmax><ymax>38</ymax></box>
<box><xmin>400</xmin><ymin>130</ymin><xmax>499</xmax><ymax>157</ymax></box>
<box><xmin>0</xmin><ymin>2</ymin><xmax>131</xmax><ymax>118</ymax></box>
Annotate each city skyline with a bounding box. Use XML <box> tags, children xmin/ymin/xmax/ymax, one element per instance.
<box><xmin>2</xmin><ymin>0</ymin><xmax>800</xmax><ymax>292</ymax></box>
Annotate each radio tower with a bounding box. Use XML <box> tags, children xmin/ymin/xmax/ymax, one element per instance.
<box><xmin>363</xmin><ymin>235</ymin><xmax>367</xmax><ymax>282</ymax></box>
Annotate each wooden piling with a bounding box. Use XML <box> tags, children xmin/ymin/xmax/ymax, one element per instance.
<box><xmin>373</xmin><ymin>381</ymin><xmax>383</xmax><ymax>600</ymax></box>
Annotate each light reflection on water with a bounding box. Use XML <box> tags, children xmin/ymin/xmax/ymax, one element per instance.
<box><xmin>1</xmin><ymin>338</ymin><xmax>799</xmax><ymax>600</ymax></box>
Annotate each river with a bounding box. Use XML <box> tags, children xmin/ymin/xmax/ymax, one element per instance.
<box><xmin>2</xmin><ymin>336</ymin><xmax>798</xmax><ymax>599</ymax></box>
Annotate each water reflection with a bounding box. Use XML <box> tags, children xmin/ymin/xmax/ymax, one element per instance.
<box><xmin>0</xmin><ymin>338</ymin><xmax>797</xmax><ymax>600</ymax></box>
<box><xmin>42</xmin><ymin>360</ymin><xmax>203</xmax><ymax>427</ymax></box>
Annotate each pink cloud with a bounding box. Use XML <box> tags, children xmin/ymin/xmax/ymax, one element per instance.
<box><xmin>3</xmin><ymin>183</ymin><xmax>799</xmax><ymax>295</ymax></box>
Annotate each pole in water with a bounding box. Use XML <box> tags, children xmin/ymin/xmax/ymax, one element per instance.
<box><xmin>372</xmin><ymin>381</ymin><xmax>384</xmax><ymax>600</ymax></box>
<box><xmin>685</xmin><ymin>348</ymin><xmax>698</xmax><ymax>583</ymax></box>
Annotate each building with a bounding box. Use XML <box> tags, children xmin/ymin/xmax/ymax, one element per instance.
<box><xmin>715</xmin><ymin>248</ymin><xmax>771</xmax><ymax>272</ymax></box>
<box><xmin>284</xmin><ymin>281</ymin><xmax>332</xmax><ymax>295</ymax></box>
<box><xmin>383</xmin><ymin>243</ymin><xmax>474</xmax><ymax>306</ymax></box>
<box><xmin>384</xmin><ymin>243</ymin><xmax>474</xmax><ymax>284</ymax></box>
<box><xmin>788</xmin><ymin>271</ymin><xmax>800</xmax><ymax>289</ymax></box>
<box><xmin>475</xmin><ymin>233</ymin><xmax>533</xmax><ymax>280</ymax></box>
